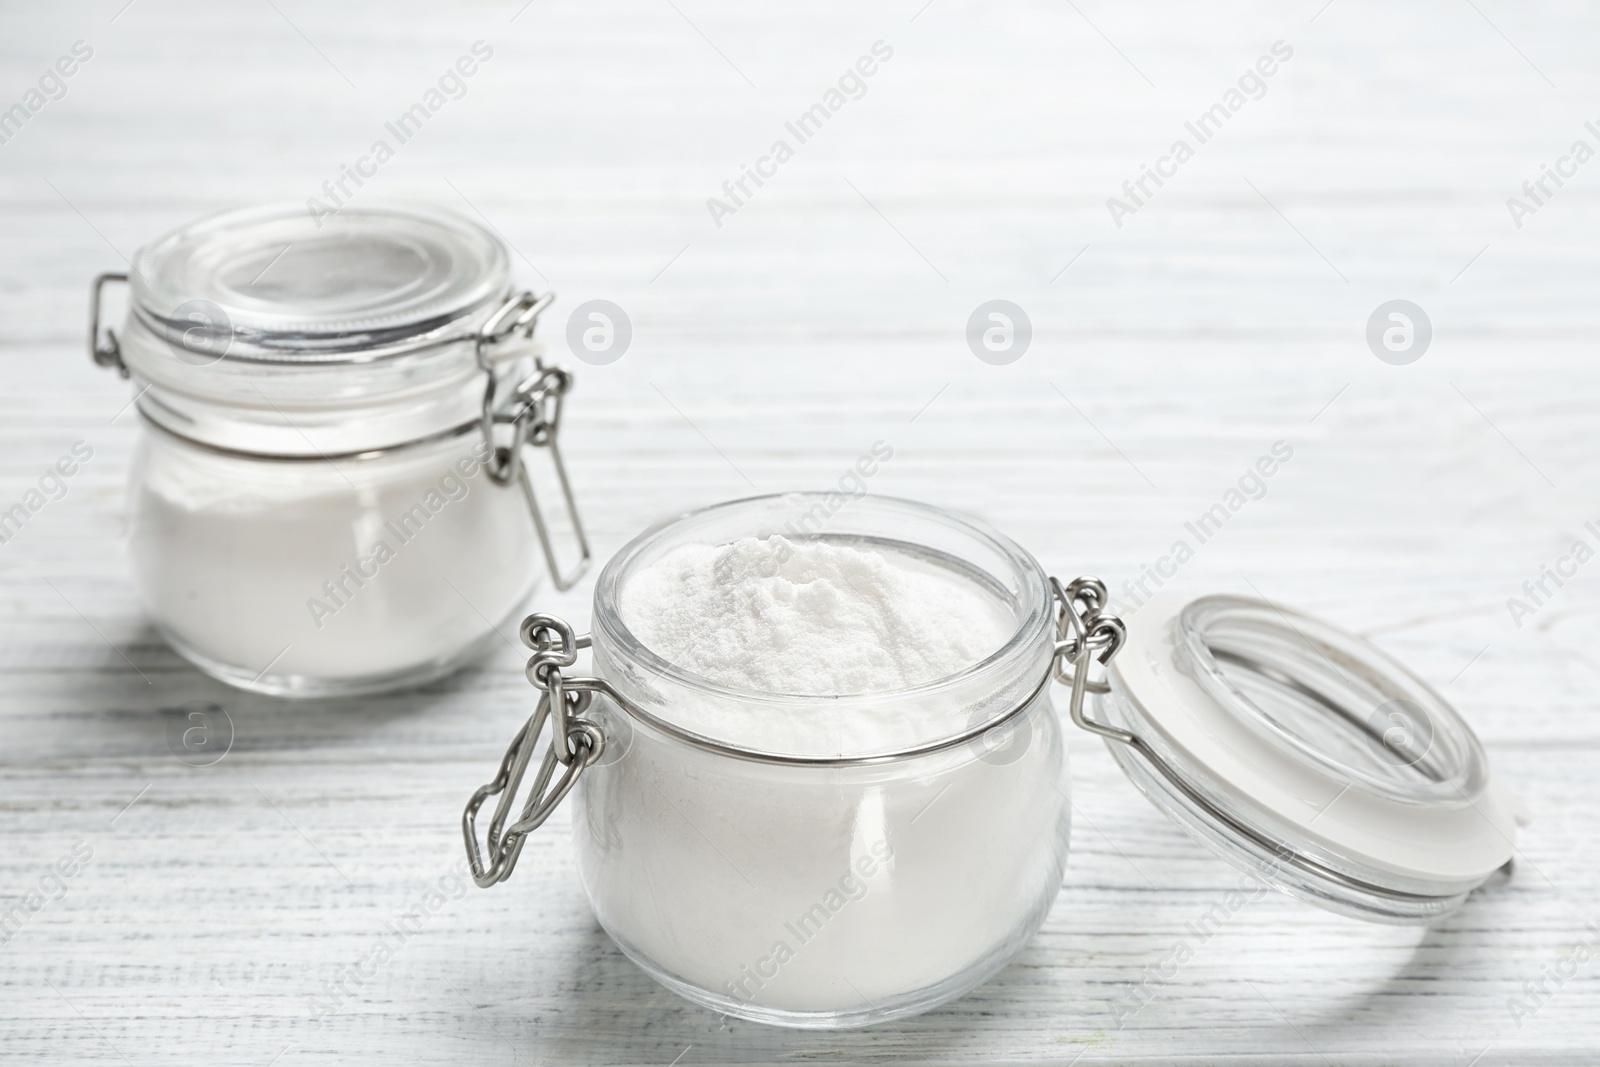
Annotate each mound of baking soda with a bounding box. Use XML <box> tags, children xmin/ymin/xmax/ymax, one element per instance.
<box><xmin>619</xmin><ymin>535</ymin><xmax>1015</xmax><ymax>696</ymax></box>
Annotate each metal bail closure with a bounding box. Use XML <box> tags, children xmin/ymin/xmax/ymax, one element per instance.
<box><xmin>476</xmin><ymin>292</ymin><xmax>593</xmax><ymax>592</ymax></box>
<box><xmin>1060</xmin><ymin>585</ymin><xmax>1521</xmax><ymax>925</ymax></box>
<box><xmin>463</xmin><ymin>613</ymin><xmax>606</xmax><ymax>888</ymax></box>
<box><xmin>89</xmin><ymin>272</ymin><xmax>130</xmax><ymax>377</ymax></box>
<box><xmin>1050</xmin><ymin>576</ymin><xmax>1128</xmax><ymax>732</ymax></box>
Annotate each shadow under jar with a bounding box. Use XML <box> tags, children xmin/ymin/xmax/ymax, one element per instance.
<box><xmin>89</xmin><ymin>202</ymin><xmax>590</xmax><ymax>697</ymax></box>
<box><xmin>464</xmin><ymin>497</ymin><xmax>1522</xmax><ymax>1029</ymax></box>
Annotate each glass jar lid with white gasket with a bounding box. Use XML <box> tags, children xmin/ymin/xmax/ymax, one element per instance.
<box><xmin>89</xmin><ymin>202</ymin><xmax>592</xmax><ymax>697</ymax></box>
<box><xmin>1092</xmin><ymin>592</ymin><xmax>1522</xmax><ymax>923</ymax></box>
<box><xmin>128</xmin><ymin>200</ymin><xmax>511</xmax><ymax>350</ymax></box>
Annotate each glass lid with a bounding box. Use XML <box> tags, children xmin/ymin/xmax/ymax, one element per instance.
<box><xmin>128</xmin><ymin>201</ymin><xmax>510</xmax><ymax>356</ymax></box>
<box><xmin>1096</xmin><ymin>592</ymin><xmax>1521</xmax><ymax>925</ymax></box>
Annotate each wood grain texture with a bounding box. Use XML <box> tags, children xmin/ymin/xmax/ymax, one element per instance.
<box><xmin>2</xmin><ymin>0</ymin><xmax>1599</xmax><ymax>1063</ymax></box>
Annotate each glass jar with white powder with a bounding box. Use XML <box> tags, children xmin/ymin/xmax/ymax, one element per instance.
<box><xmin>464</xmin><ymin>493</ymin><xmax>1523</xmax><ymax>1029</ymax></box>
<box><xmin>468</xmin><ymin>494</ymin><xmax>1077</xmax><ymax>1027</ymax></box>
<box><xmin>89</xmin><ymin>202</ymin><xmax>589</xmax><ymax>697</ymax></box>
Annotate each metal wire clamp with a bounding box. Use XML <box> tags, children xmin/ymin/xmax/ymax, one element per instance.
<box><xmin>480</xmin><ymin>358</ymin><xmax>593</xmax><ymax>592</ymax></box>
<box><xmin>463</xmin><ymin>614</ymin><xmax>608</xmax><ymax>887</ymax></box>
<box><xmin>1050</xmin><ymin>576</ymin><xmax>1129</xmax><ymax>738</ymax></box>
<box><xmin>90</xmin><ymin>272</ymin><xmax>131</xmax><ymax>377</ymax></box>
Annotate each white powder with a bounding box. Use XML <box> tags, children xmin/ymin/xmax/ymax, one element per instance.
<box><xmin>621</xmin><ymin>536</ymin><xmax>1015</xmax><ymax>697</ymax></box>
<box><xmin>130</xmin><ymin>431</ymin><xmax>535</xmax><ymax>693</ymax></box>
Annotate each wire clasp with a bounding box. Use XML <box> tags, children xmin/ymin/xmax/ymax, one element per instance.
<box><xmin>1050</xmin><ymin>576</ymin><xmax>1128</xmax><ymax>742</ymax></box>
<box><xmin>475</xmin><ymin>292</ymin><xmax>592</xmax><ymax>591</ymax></box>
<box><xmin>462</xmin><ymin>613</ymin><xmax>606</xmax><ymax>888</ymax></box>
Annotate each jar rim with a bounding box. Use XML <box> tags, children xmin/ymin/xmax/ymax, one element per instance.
<box><xmin>1172</xmin><ymin>594</ymin><xmax>1488</xmax><ymax>804</ymax></box>
<box><xmin>587</xmin><ymin>493</ymin><xmax>1057</xmax><ymax>762</ymax></box>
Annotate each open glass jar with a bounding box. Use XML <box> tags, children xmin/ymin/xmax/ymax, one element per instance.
<box><xmin>468</xmin><ymin>494</ymin><xmax>1069</xmax><ymax>1028</ymax></box>
<box><xmin>90</xmin><ymin>203</ymin><xmax>589</xmax><ymax>697</ymax></box>
<box><xmin>463</xmin><ymin>493</ymin><xmax>1521</xmax><ymax>1029</ymax></box>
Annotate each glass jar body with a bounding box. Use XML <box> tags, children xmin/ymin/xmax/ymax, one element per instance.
<box><xmin>565</xmin><ymin>493</ymin><xmax>1071</xmax><ymax>1028</ymax></box>
<box><xmin>571</xmin><ymin>676</ymin><xmax>1071</xmax><ymax>1028</ymax></box>
<box><xmin>128</xmin><ymin>423</ymin><xmax>538</xmax><ymax>696</ymax></box>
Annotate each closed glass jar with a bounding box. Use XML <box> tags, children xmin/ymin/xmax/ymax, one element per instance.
<box><xmin>525</xmin><ymin>495</ymin><xmax>1068</xmax><ymax>1028</ymax></box>
<box><xmin>92</xmin><ymin>202</ymin><xmax>587</xmax><ymax>697</ymax></box>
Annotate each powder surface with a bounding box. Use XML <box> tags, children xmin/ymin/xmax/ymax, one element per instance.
<box><xmin>619</xmin><ymin>536</ymin><xmax>1015</xmax><ymax>696</ymax></box>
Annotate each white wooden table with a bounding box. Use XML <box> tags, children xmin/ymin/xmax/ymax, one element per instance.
<box><xmin>3</xmin><ymin>1</ymin><xmax>1598</xmax><ymax>1063</ymax></box>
